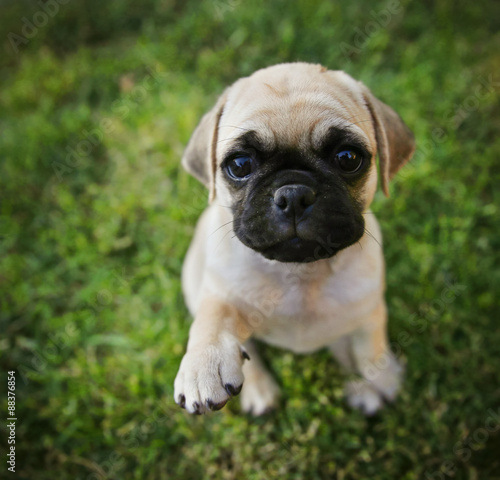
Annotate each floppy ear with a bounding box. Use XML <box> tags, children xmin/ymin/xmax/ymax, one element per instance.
<box><xmin>182</xmin><ymin>89</ymin><xmax>229</xmax><ymax>201</ymax></box>
<box><xmin>361</xmin><ymin>86</ymin><xmax>416</xmax><ymax>196</ymax></box>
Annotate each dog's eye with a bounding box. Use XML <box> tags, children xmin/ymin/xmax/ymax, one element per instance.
<box><xmin>335</xmin><ymin>150</ymin><xmax>363</xmax><ymax>174</ymax></box>
<box><xmin>226</xmin><ymin>156</ymin><xmax>255</xmax><ymax>180</ymax></box>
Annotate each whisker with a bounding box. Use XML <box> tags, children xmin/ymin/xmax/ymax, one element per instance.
<box><xmin>208</xmin><ymin>220</ymin><xmax>233</xmax><ymax>238</ymax></box>
<box><xmin>214</xmin><ymin>227</ymin><xmax>235</xmax><ymax>253</ymax></box>
<box><xmin>363</xmin><ymin>228</ymin><xmax>382</xmax><ymax>249</ymax></box>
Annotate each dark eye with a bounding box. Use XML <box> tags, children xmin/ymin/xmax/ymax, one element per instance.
<box><xmin>226</xmin><ymin>156</ymin><xmax>255</xmax><ymax>180</ymax></box>
<box><xmin>335</xmin><ymin>150</ymin><xmax>363</xmax><ymax>174</ymax></box>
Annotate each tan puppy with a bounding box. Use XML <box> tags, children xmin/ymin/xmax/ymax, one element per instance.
<box><xmin>174</xmin><ymin>63</ymin><xmax>415</xmax><ymax>415</ymax></box>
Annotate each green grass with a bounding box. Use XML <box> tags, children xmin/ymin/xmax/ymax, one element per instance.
<box><xmin>1</xmin><ymin>0</ymin><xmax>500</xmax><ymax>478</ymax></box>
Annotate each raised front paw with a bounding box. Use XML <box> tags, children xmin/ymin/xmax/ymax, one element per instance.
<box><xmin>174</xmin><ymin>337</ymin><xmax>249</xmax><ymax>414</ymax></box>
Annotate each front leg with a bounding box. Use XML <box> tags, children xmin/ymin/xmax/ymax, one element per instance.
<box><xmin>174</xmin><ymin>297</ymin><xmax>252</xmax><ymax>414</ymax></box>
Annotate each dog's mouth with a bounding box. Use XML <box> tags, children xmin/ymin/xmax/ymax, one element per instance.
<box><xmin>240</xmin><ymin>233</ymin><xmax>351</xmax><ymax>263</ymax></box>
<box><xmin>234</xmin><ymin>212</ymin><xmax>366</xmax><ymax>263</ymax></box>
<box><xmin>259</xmin><ymin>238</ymin><xmax>336</xmax><ymax>263</ymax></box>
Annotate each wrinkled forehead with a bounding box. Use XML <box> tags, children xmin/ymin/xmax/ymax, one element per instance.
<box><xmin>216</xmin><ymin>72</ymin><xmax>376</xmax><ymax>159</ymax></box>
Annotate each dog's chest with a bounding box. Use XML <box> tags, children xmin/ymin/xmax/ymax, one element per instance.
<box><xmin>234</xmin><ymin>264</ymin><xmax>380</xmax><ymax>353</ymax></box>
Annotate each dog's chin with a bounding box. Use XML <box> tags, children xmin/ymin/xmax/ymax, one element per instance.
<box><xmin>257</xmin><ymin>237</ymin><xmax>339</xmax><ymax>263</ymax></box>
<box><xmin>236</xmin><ymin>234</ymin><xmax>344</xmax><ymax>263</ymax></box>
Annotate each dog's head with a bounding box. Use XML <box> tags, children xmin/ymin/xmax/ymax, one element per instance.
<box><xmin>182</xmin><ymin>63</ymin><xmax>415</xmax><ymax>263</ymax></box>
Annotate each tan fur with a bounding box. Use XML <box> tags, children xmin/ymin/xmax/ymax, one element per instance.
<box><xmin>175</xmin><ymin>63</ymin><xmax>414</xmax><ymax>415</ymax></box>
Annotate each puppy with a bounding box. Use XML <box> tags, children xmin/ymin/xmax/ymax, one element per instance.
<box><xmin>174</xmin><ymin>63</ymin><xmax>415</xmax><ymax>416</ymax></box>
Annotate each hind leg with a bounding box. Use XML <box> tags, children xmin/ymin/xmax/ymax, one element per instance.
<box><xmin>329</xmin><ymin>302</ymin><xmax>403</xmax><ymax>415</ymax></box>
<box><xmin>240</xmin><ymin>340</ymin><xmax>281</xmax><ymax>416</ymax></box>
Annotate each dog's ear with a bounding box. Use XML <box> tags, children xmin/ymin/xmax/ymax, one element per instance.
<box><xmin>182</xmin><ymin>89</ymin><xmax>229</xmax><ymax>201</ymax></box>
<box><xmin>361</xmin><ymin>85</ymin><xmax>415</xmax><ymax>196</ymax></box>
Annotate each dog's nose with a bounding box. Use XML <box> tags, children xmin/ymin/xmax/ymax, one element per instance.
<box><xmin>273</xmin><ymin>185</ymin><xmax>316</xmax><ymax>217</ymax></box>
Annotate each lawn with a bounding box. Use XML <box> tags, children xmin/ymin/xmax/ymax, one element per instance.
<box><xmin>1</xmin><ymin>0</ymin><xmax>500</xmax><ymax>479</ymax></box>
